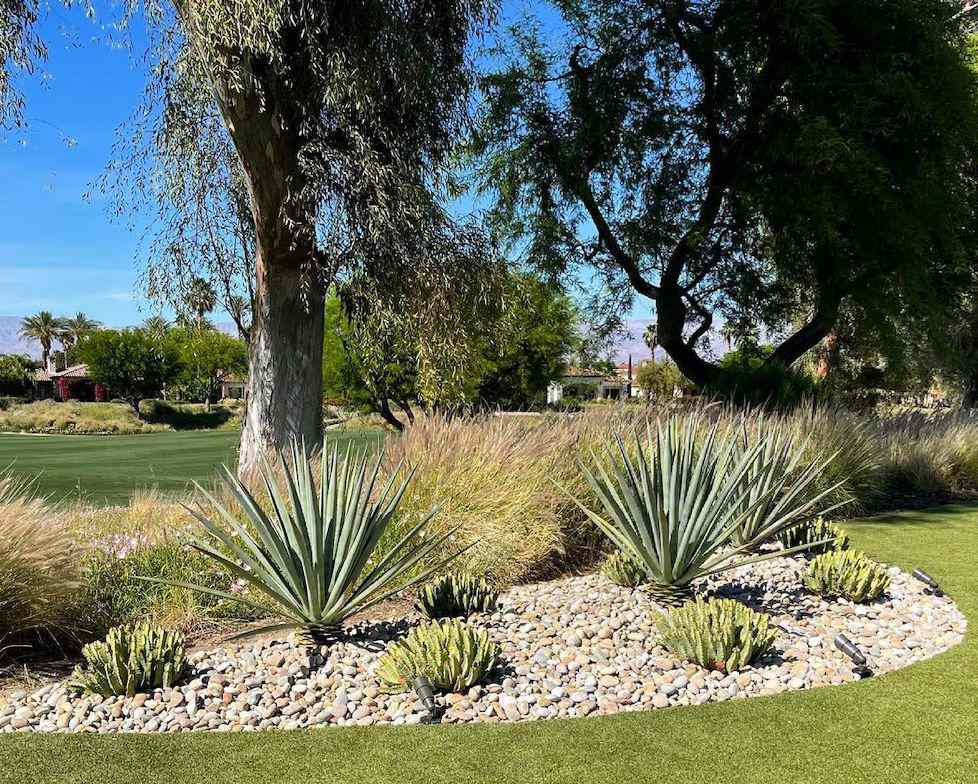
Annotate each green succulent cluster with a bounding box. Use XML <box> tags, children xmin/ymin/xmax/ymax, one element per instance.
<box><xmin>655</xmin><ymin>598</ymin><xmax>778</xmax><ymax>672</ymax></box>
<box><xmin>376</xmin><ymin>619</ymin><xmax>500</xmax><ymax>693</ymax></box>
<box><xmin>601</xmin><ymin>550</ymin><xmax>647</xmax><ymax>588</ymax></box>
<box><xmin>778</xmin><ymin>517</ymin><xmax>850</xmax><ymax>555</ymax></box>
<box><xmin>68</xmin><ymin>622</ymin><xmax>187</xmax><ymax>697</ymax></box>
<box><xmin>416</xmin><ymin>573</ymin><xmax>499</xmax><ymax>619</ymax></box>
<box><xmin>804</xmin><ymin>550</ymin><xmax>891</xmax><ymax>603</ymax></box>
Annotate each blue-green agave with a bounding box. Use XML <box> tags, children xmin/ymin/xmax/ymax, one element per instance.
<box><xmin>572</xmin><ymin>412</ymin><xmax>847</xmax><ymax>607</ymax></box>
<box><xmin>145</xmin><ymin>438</ymin><xmax>458</xmax><ymax>644</ymax></box>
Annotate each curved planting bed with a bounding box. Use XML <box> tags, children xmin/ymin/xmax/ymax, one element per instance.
<box><xmin>1</xmin><ymin>556</ymin><xmax>963</xmax><ymax>734</ymax></box>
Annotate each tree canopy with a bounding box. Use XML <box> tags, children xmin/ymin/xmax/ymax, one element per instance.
<box><xmin>471</xmin><ymin>0</ymin><xmax>978</xmax><ymax>391</ymax></box>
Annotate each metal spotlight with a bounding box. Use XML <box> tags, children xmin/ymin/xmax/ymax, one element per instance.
<box><xmin>834</xmin><ymin>634</ymin><xmax>872</xmax><ymax>678</ymax></box>
<box><xmin>912</xmin><ymin>568</ymin><xmax>943</xmax><ymax>596</ymax></box>
<box><xmin>413</xmin><ymin>676</ymin><xmax>439</xmax><ymax>723</ymax></box>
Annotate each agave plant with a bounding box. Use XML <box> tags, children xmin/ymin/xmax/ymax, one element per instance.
<box><xmin>573</xmin><ymin>412</ymin><xmax>847</xmax><ymax>608</ymax></box>
<box><xmin>145</xmin><ymin>438</ymin><xmax>458</xmax><ymax>645</ymax></box>
<box><xmin>729</xmin><ymin>416</ymin><xmax>849</xmax><ymax>547</ymax></box>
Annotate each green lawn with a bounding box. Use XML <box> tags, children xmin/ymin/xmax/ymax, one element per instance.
<box><xmin>0</xmin><ymin>429</ymin><xmax>384</xmax><ymax>506</ymax></box>
<box><xmin>3</xmin><ymin>503</ymin><xmax>977</xmax><ymax>783</ymax></box>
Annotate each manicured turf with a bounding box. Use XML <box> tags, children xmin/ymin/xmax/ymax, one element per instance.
<box><xmin>4</xmin><ymin>504</ymin><xmax>977</xmax><ymax>783</ymax></box>
<box><xmin>0</xmin><ymin>429</ymin><xmax>384</xmax><ymax>506</ymax></box>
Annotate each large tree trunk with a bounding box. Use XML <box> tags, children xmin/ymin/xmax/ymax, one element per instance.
<box><xmin>239</xmin><ymin>258</ymin><xmax>325</xmax><ymax>477</ymax></box>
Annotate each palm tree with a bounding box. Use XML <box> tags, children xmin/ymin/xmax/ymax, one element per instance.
<box><xmin>61</xmin><ymin>312</ymin><xmax>101</xmax><ymax>355</ymax></box>
<box><xmin>184</xmin><ymin>277</ymin><xmax>217</xmax><ymax>331</ymax></box>
<box><xmin>19</xmin><ymin>311</ymin><xmax>66</xmax><ymax>371</ymax></box>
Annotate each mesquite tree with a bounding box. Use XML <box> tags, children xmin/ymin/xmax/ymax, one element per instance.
<box><xmin>472</xmin><ymin>0</ymin><xmax>978</xmax><ymax>390</ymax></box>
<box><xmin>102</xmin><ymin>1</ymin><xmax>501</xmax><ymax>474</ymax></box>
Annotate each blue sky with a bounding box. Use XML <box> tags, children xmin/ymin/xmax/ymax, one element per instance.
<box><xmin>0</xmin><ymin>3</ymin><xmax>653</xmax><ymax>336</ymax></box>
<box><xmin>0</xmin><ymin>4</ymin><xmax>153</xmax><ymax>325</ymax></box>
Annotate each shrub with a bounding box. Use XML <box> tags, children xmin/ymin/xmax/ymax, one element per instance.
<box><xmin>0</xmin><ymin>400</ymin><xmax>168</xmax><ymax>435</ymax></box>
<box><xmin>804</xmin><ymin>550</ymin><xmax>891</xmax><ymax>603</ymax></box>
<box><xmin>157</xmin><ymin>438</ymin><xmax>453</xmax><ymax>644</ymax></box>
<box><xmin>574</xmin><ymin>411</ymin><xmax>846</xmax><ymax>608</ymax></box>
<box><xmin>778</xmin><ymin>517</ymin><xmax>850</xmax><ymax>555</ymax></box>
<box><xmin>376</xmin><ymin>619</ymin><xmax>500</xmax><ymax>693</ymax></box>
<box><xmin>655</xmin><ymin>598</ymin><xmax>778</xmax><ymax>672</ymax></box>
<box><xmin>601</xmin><ymin>550</ymin><xmax>646</xmax><ymax>588</ymax></box>
<box><xmin>79</xmin><ymin>537</ymin><xmax>262</xmax><ymax>637</ymax></box>
<box><xmin>0</xmin><ymin>471</ymin><xmax>82</xmax><ymax>653</ymax></box>
<box><xmin>416</xmin><ymin>573</ymin><xmax>499</xmax><ymax>619</ymax></box>
<box><xmin>67</xmin><ymin>622</ymin><xmax>187</xmax><ymax>697</ymax></box>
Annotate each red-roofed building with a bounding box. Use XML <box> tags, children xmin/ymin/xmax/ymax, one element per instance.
<box><xmin>33</xmin><ymin>364</ymin><xmax>107</xmax><ymax>402</ymax></box>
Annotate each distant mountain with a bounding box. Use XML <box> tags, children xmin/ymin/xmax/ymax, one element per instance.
<box><xmin>0</xmin><ymin>316</ymin><xmax>37</xmax><ymax>357</ymax></box>
<box><xmin>1</xmin><ymin>312</ymin><xmax>729</xmax><ymax>367</ymax></box>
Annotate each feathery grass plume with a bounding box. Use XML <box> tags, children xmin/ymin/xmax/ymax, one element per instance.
<box><xmin>0</xmin><ymin>469</ymin><xmax>82</xmax><ymax>654</ymax></box>
<box><xmin>143</xmin><ymin>437</ymin><xmax>456</xmax><ymax>645</ymax></box>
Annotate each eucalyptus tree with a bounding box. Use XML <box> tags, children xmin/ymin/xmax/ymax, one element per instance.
<box><xmin>0</xmin><ymin>0</ymin><xmax>44</xmax><ymax>131</ymax></box>
<box><xmin>472</xmin><ymin>0</ymin><xmax>978</xmax><ymax>391</ymax></box>
<box><xmin>99</xmin><ymin>1</ymin><xmax>503</xmax><ymax>475</ymax></box>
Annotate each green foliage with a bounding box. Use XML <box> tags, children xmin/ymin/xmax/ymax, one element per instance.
<box><xmin>471</xmin><ymin>0</ymin><xmax>978</xmax><ymax>391</ymax></box>
<box><xmin>600</xmin><ymin>550</ymin><xmax>646</xmax><ymax>588</ymax></box>
<box><xmin>77</xmin><ymin>329</ymin><xmax>181</xmax><ymax>414</ymax></box>
<box><xmin>634</xmin><ymin>359</ymin><xmax>688</xmax><ymax>401</ymax></box>
<box><xmin>804</xmin><ymin>550</ymin><xmax>891</xmax><ymax>603</ymax></box>
<box><xmin>0</xmin><ymin>354</ymin><xmax>35</xmax><ymax>396</ymax></box>
<box><xmin>376</xmin><ymin>619</ymin><xmax>500</xmax><ymax>693</ymax></box>
<box><xmin>415</xmin><ymin>573</ymin><xmax>499</xmax><ymax>619</ymax></box>
<box><xmin>712</xmin><ymin>349</ymin><xmax>819</xmax><ymax>407</ymax></box>
<box><xmin>138</xmin><ymin>399</ymin><xmax>240</xmax><ymax>431</ymax></box>
<box><xmin>157</xmin><ymin>438</ymin><xmax>455</xmax><ymax>643</ymax></box>
<box><xmin>778</xmin><ymin>518</ymin><xmax>850</xmax><ymax>555</ymax></box>
<box><xmin>0</xmin><ymin>400</ymin><xmax>168</xmax><ymax>435</ymax></box>
<box><xmin>655</xmin><ymin>598</ymin><xmax>778</xmax><ymax>673</ymax></box>
<box><xmin>169</xmin><ymin>327</ymin><xmax>247</xmax><ymax>405</ymax></box>
<box><xmin>80</xmin><ymin>539</ymin><xmax>261</xmax><ymax>637</ymax></box>
<box><xmin>573</xmin><ymin>412</ymin><xmax>841</xmax><ymax>598</ymax></box>
<box><xmin>476</xmin><ymin>274</ymin><xmax>580</xmax><ymax>409</ymax></box>
<box><xmin>67</xmin><ymin>622</ymin><xmax>187</xmax><ymax>697</ymax></box>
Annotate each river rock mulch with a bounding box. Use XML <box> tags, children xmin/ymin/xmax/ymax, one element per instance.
<box><xmin>0</xmin><ymin>557</ymin><xmax>964</xmax><ymax>733</ymax></box>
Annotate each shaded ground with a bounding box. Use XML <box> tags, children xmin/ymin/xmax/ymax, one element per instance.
<box><xmin>2</xmin><ymin>503</ymin><xmax>977</xmax><ymax>783</ymax></box>
<box><xmin>0</xmin><ymin>429</ymin><xmax>384</xmax><ymax>506</ymax></box>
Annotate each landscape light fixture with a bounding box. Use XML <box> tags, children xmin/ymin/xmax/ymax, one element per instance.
<box><xmin>413</xmin><ymin>676</ymin><xmax>439</xmax><ymax>723</ymax></box>
<box><xmin>912</xmin><ymin>568</ymin><xmax>943</xmax><ymax>596</ymax></box>
<box><xmin>834</xmin><ymin>634</ymin><xmax>872</xmax><ymax>678</ymax></box>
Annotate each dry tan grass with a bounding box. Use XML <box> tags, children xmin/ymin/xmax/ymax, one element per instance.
<box><xmin>0</xmin><ymin>472</ymin><xmax>84</xmax><ymax>652</ymax></box>
<box><xmin>0</xmin><ymin>400</ymin><xmax>168</xmax><ymax>435</ymax></box>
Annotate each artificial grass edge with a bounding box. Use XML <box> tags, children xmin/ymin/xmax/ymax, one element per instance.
<box><xmin>5</xmin><ymin>504</ymin><xmax>977</xmax><ymax>784</ymax></box>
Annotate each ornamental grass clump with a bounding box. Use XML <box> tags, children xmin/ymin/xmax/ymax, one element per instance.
<box><xmin>601</xmin><ymin>550</ymin><xmax>646</xmax><ymax>588</ymax></box>
<box><xmin>416</xmin><ymin>573</ymin><xmax>499</xmax><ymax>619</ymax></box>
<box><xmin>804</xmin><ymin>550</ymin><xmax>891</xmax><ymax>603</ymax></box>
<box><xmin>655</xmin><ymin>598</ymin><xmax>778</xmax><ymax>672</ymax></box>
<box><xmin>68</xmin><ymin>622</ymin><xmax>187</xmax><ymax>697</ymax></box>
<box><xmin>573</xmin><ymin>411</ymin><xmax>847</xmax><ymax>608</ymax></box>
<box><xmin>376</xmin><ymin>618</ymin><xmax>500</xmax><ymax>693</ymax></box>
<box><xmin>0</xmin><ymin>470</ymin><xmax>81</xmax><ymax>654</ymax></box>
<box><xmin>146</xmin><ymin>438</ymin><xmax>456</xmax><ymax>645</ymax></box>
<box><xmin>778</xmin><ymin>517</ymin><xmax>850</xmax><ymax>555</ymax></box>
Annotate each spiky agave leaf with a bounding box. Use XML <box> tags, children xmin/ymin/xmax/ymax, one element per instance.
<box><xmin>142</xmin><ymin>437</ymin><xmax>459</xmax><ymax>642</ymax></box>
<box><xmin>569</xmin><ymin>411</ymin><xmax>845</xmax><ymax>601</ymax></box>
<box><xmin>728</xmin><ymin>414</ymin><xmax>851</xmax><ymax>547</ymax></box>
